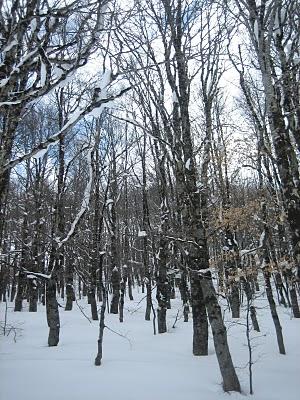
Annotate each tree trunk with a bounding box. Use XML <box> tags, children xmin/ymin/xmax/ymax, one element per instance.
<box><xmin>110</xmin><ymin>267</ymin><xmax>120</xmax><ymax>314</ymax></box>
<box><xmin>201</xmin><ymin>274</ymin><xmax>241</xmax><ymax>392</ymax></box>
<box><xmin>95</xmin><ymin>286</ymin><xmax>106</xmax><ymax>366</ymax></box>
<box><xmin>264</xmin><ymin>270</ymin><xmax>286</xmax><ymax>354</ymax></box>
<box><xmin>46</xmin><ymin>278</ymin><xmax>60</xmax><ymax>347</ymax></box>
<box><xmin>191</xmin><ymin>274</ymin><xmax>208</xmax><ymax>355</ymax></box>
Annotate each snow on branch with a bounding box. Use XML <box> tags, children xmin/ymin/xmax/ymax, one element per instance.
<box><xmin>3</xmin><ymin>85</ymin><xmax>131</xmax><ymax>173</ymax></box>
<box><xmin>138</xmin><ymin>230</ymin><xmax>147</xmax><ymax>237</ymax></box>
<box><xmin>21</xmin><ymin>269</ymin><xmax>51</xmax><ymax>280</ymax></box>
<box><xmin>57</xmin><ymin>145</ymin><xmax>94</xmax><ymax>248</ymax></box>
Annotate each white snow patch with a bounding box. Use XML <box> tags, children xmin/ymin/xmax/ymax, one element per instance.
<box><xmin>32</xmin><ymin>147</ymin><xmax>48</xmax><ymax>160</ymax></box>
<box><xmin>138</xmin><ymin>230</ymin><xmax>147</xmax><ymax>238</ymax></box>
<box><xmin>172</xmin><ymin>90</ymin><xmax>178</xmax><ymax>103</ymax></box>
<box><xmin>254</xmin><ymin>20</ymin><xmax>259</xmax><ymax>40</ymax></box>
<box><xmin>259</xmin><ymin>230</ymin><xmax>265</xmax><ymax>247</ymax></box>
<box><xmin>3</xmin><ymin>37</ymin><xmax>18</xmax><ymax>53</ymax></box>
<box><xmin>185</xmin><ymin>158</ymin><xmax>191</xmax><ymax>170</ymax></box>
<box><xmin>100</xmin><ymin>69</ymin><xmax>111</xmax><ymax>91</ymax></box>
<box><xmin>30</xmin><ymin>18</ymin><xmax>37</xmax><ymax>32</ymax></box>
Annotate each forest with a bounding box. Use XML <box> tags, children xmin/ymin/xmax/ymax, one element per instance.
<box><xmin>0</xmin><ymin>1</ymin><xmax>299</xmax><ymax>399</ymax></box>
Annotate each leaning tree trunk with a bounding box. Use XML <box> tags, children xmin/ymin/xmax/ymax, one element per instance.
<box><xmin>201</xmin><ymin>274</ymin><xmax>241</xmax><ymax>392</ymax></box>
<box><xmin>261</xmin><ymin>203</ymin><xmax>286</xmax><ymax>354</ymax></box>
<box><xmin>177</xmin><ymin>14</ymin><xmax>238</xmax><ymax>383</ymax></box>
<box><xmin>263</xmin><ymin>268</ymin><xmax>286</xmax><ymax>355</ymax></box>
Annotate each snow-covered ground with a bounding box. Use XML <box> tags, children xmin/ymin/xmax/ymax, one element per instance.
<box><xmin>0</xmin><ymin>288</ymin><xmax>299</xmax><ymax>400</ymax></box>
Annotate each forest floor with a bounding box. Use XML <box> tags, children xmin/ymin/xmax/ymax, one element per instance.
<box><xmin>0</xmin><ymin>285</ymin><xmax>299</xmax><ymax>400</ymax></box>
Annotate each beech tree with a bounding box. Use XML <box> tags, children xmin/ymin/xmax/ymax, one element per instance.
<box><xmin>114</xmin><ymin>0</ymin><xmax>241</xmax><ymax>391</ymax></box>
<box><xmin>0</xmin><ymin>0</ymin><xmax>112</xmax><ymax>246</ymax></box>
<box><xmin>227</xmin><ymin>0</ymin><xmax>300</xmax><ymax>278</ymax></box>
<box><xmin>2</xmin><ymin>0</ymin><xmax>300</xmax><ymax>397</ymax></box>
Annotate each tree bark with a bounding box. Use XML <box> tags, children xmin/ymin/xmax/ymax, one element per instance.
<box><xmin>201</xmin><ymin>274</ymin><xmax>241</xmax><ymax>392</ymax></box>
<box><xmin>46</xmin><ymin>277</ymin><xmax>60</xmax><ymax>347</ymax></box>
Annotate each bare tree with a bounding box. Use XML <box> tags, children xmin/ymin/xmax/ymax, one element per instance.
<box><xmin>228</xmin><ymin>0</ymin><xmax>300</xmax><ymax>279</ymax></box>
<box><xmin>0</xmin><ymin>0</ymin><xmax>111</xmax><ymax>246</ymax></box>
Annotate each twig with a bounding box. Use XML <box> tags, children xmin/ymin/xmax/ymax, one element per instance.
<box><xmin>150</xmin><ymin>301</ymin><xmax>156</xmax><ymax>335</ymax></box>
<box><xmin>124</xmin><ymin>305</ymin><xmax>143</xmax><ymax>314</ymax></box>
<box><xmin>4</xmin><ymin>297</ymin><xmax>8</xmax><ymax>335</ymax></box>
<box><xmin>75</xmin><ymin>298</ymin><xmax>92</xmax><ymax>323</ymax></box>
<box><xmin>172</xmin><ymin>309</ymin><xmax>181</xmax><ymax>328</ymax></box>
<box><xmin>0</xmin><ymin>322</ymin><xmax>23</xmax><ymax>342</ymax></box>
<box><xmin>136</xmin><ymin>284</ymin><xmax>157</xmax><ymax>306</ymax></box>
<box><xmin>104</xmin><ymin>325</ymin><xmax>132</xmax><ymax>349</ymax></box>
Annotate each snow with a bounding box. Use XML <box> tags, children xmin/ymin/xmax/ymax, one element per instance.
<box><xmin>185</xmin><ymin>158</ymin><xmax>191</xmax><ymax>170</ymax></box>
<box><xmin>0</xmin><ymin>288</ymin><xmax>299</xmax><ymax>400</ymax></box>
<box><xmin>30</xmin><ymin>18</ymin><xmax>37</xmax><ymax>32</ymax></box>
<box><xmin>92</xmin><ymin>69</ymin><xmax>112</xmax><ymax>106</ymax></box>
<box><xmin>89</xmin><ymin>101</ymin><xmax>114</xmax><ymax>118</ymax></box>
<box><xmin>0</xmin><ymin>77</ymin><xmax>10</xmax><ymax>89</ymax></box>
<box><xmin>259</xmin><ymin>230</ymin><xmax>265</xmax><ymax>248</ymax></box>
<box><xmin>52</xmin><ymin>65</ymin><xmax>65</xmax><ymax>80</ymax></box>
<box><xmin>172</xmin><ymin>90</ymin><xmax>178</xmax><ymax>103</ymax></box>
<box><xmin>2</xmin><ymin>37</ymin><xmax>18</xmax><ymax>53</ymax></box>
<box><xmin>253</xmin><ymin>20</ymin><xmax>259</xmax><ymax>41</ymax></box>
<box><xmin>16</xmin><ymin>49</ymin><xmax>39</xmax><ymax>71</ymax></box>
<box><xmin>0</xmin><ymin>49</ymin><xmax>39</xmax><ymax>94</ymax></box>
<box><xmin>240</xmin><ymin>248</ymin><xmax>254</xmax><ymax>257</ymax></box>
<box><xmin>58</xmin><ymin>147</ymin><xmax>93</xmax><ymax>248</ymax></box>
<box><xmin>138</xmin><ymin>230</ymin><xmax>147</xmax><ymax>237</ymax></box>
<box><xmin>32</xmin><ymin>147</ymin><xmax>48</xmax><ymax>160</ymax></box>
<box><xmin>100</xmin><ymin>69</ymin><xmax>111</xmax><ymax>91</ymax></box>
<box><xmin>23</xmin><ymin>271</ymin><xmax>50</xmax><ymax>280</ymax></box>
<box><xmin>40</xmin><ymin>60</ymin><xmax>47</xmax><ymax>86</ymax></box>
